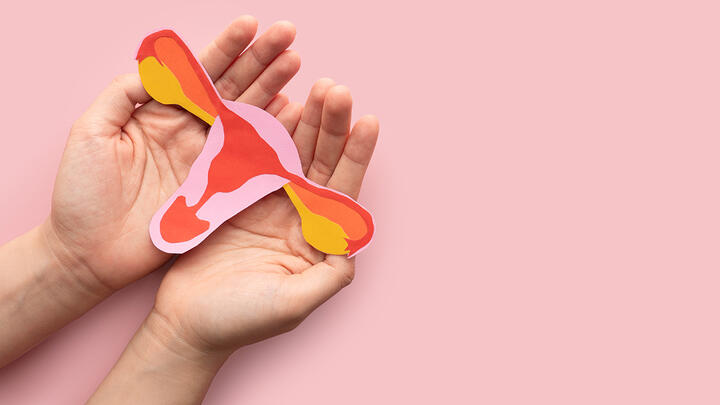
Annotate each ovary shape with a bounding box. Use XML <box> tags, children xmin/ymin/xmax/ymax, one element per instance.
<box><xmin>139</xmin><ymin>30</ymin><xmax>374</xmax><ymax>256</ymax></box>
<box><xmin>149</xmin><ymin>102</ymin><xmax>293</xmax><ymax>252</ymax></box>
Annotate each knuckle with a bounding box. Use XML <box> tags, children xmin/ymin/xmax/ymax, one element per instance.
<box><xmin>309</xmin><ymin>159</ymin><xmax>334</xmax><ymax>178</ymax></box>
<box><xmin>340</xmin><ymin>269</ymin><xmax>355</xmax><ymax>288</ymax></box>
<box><xmin>215</xmin><ymin>77</ymin><xmax>239</xmax><ymax>98</ymax></box>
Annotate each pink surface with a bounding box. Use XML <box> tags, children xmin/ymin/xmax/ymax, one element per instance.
<box><xmin>0</xmin><ymin>1</ymin><xmax>719</xmax><ymax>404</ymax></box>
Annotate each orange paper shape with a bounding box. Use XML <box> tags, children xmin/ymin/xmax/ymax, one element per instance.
<box><xmin>138</xmin><ymin>30</ymin><xmax>374</xmax><ymax>256</ymax></box>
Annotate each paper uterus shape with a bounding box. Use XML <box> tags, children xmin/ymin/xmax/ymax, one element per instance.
<box><xmin>137</xmin><ymin>30</ymin><xmax>374</xmax><ymax>256</ymax></box>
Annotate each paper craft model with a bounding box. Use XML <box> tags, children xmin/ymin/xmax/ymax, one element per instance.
<box><xmin>137</xmin><ymin>30</ymin><xmax>374</xmax><ymax>256</ymax></box>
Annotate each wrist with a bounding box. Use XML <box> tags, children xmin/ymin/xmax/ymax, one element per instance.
<box><xmin>39</xmin><ymin>218</ymin><xmax>115</xmax><ymax>300</ymax></box>
<box><xmin>87</xmin><ymin>311</ymin><xmax>229</xmax><ymax>404</ymax></box>
<box><xmin>0</xmin><ymin>224</ymin><xmax>110</xmax><ymax>365</ymax></box>
<box><xmin>142</xmin><ymin>308</ymin><xmax>231</xmax><ymax>372</ymax></box>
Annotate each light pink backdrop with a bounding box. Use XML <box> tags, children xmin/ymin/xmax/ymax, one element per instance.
<box><xmin>0</xmin><ymin>0</ymin><xmax>718</xmax><ymax>403</ymax></box>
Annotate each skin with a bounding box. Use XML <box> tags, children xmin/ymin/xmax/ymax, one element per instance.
<box><xmin>50</xmin><ymin>17</ymin><xmax>302</xmax><ymax>291</ymax></box>
<box><xmin>0</xmin><ymin>16</ymin><xmax>302</xmax><ymax>366</ymax></box>
<box><xmin>88</xmin><ymin>83</ymin><xmax>379</xmax><ymax>403</ymax></box>
<box><xmin>0</xmin><ymin>16</ymin><xmax>379</xmax><ymax>403</ymax></box>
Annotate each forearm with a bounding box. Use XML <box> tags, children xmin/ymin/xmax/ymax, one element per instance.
<box><xmin>88</xmin><ymin>310</ymin><xmax>229</xmax><ymax>405</ymax></box>
<box><xmin>0</xmin><ymin>221</ymin><xmax>110</xmax><ymax>366</ymax></box>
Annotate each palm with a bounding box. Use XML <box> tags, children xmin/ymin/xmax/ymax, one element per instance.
<box><xmin>153</xmin><ymin>81</ymin><xmax>380</xmax><ymax>351</ymax></box>
<box><xmin>46</xmin><ymin>18</ymin><xmax>301</xmax><ymax>291</ymax></box>
<box><xmin>156</xmin><ymin>193</ymin><xmax>321</xmax><ymax>350</ymax></box>
<box><xmin>57</xmin><ymin>103</ymin><xmax>211</xmax><ymax>283</ymax></box>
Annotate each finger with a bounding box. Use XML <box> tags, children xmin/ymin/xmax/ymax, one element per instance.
<box><xmin>306</xmin><ymin>85</ymin><xmax>353</xmax><ymax>185</ymax></box>
<box><xmin>286</xmin><ymin>258</ymin><xmax>355</xmax><ymax>318</ymax></box>
<box><xmin>265</xmin><ymin>93</ymin><xmax>290</xmax><ymax>116</ymax></box>
<box><xmin>214</xmin><ymin>21</ymin><xmax>296</xmax><ymax>101</ymax></box>
<box><xmin>292</xmin><ymin>78</ymin><xmax>335</xmax><ymax>173</ymax></box>
<box><xmin>325</xmin><ymin>115</ymin><xmax>379</xmax><ymax>199</ymax></box>
<box><xmin>236</xmin><ymin>50</ymin><xmax>300</xmax><ymax>107</ymax></box>
<box><xmin>197</xmin><ymin>16</ymin><xmax>258</xmax><ymax>82</ymax></box>
<box><xmin>275</xmin><ymin>102</ymin><xmax>303</xmax><ymax>134</ymax></box>
<box><xmin>75</xmin><ymin>74</ymin><xmax>150</xmax><ymax>136</ymax></box>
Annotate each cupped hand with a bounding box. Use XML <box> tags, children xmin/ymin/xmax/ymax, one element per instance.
<box><xmin>47</xmin><ymin>17</ymin><xmax>301</xmax><ymax>294</ymax></box>
<box><xmin>150</xmin><ymin>80</ymin><xmax>379</xmax><ymax>353</ymax></box>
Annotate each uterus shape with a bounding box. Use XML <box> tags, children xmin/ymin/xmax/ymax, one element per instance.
<box><xmin>137</xmin><ymin>30</ymin><xmax>374</xmax><ymax>256</ymax></box>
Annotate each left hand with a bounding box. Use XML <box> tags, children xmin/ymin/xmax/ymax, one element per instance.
<box><xmin>46</xmin><ymin>18</ymin><xmax>301</xmax><ymax>293</ymax></box>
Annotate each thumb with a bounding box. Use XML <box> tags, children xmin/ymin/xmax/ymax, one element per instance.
<box><xmin>74</xmin><ymin>74</ymin><xmax>150</xmax><ymax>137</ymax></box>
<box><xmin>286</xmin><ymin>256</ymin><xmax>356</xmax><ymax>317</ymax></box>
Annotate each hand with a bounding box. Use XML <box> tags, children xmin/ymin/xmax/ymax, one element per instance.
<box><xmin>46</xmin><ymin>17</ymin><xmax>301</xmax><ymax>294</ymax></box>
<box><xmin>150</xmin><ymin>79</ymin><xmax>379</xmax><ymax>353</ymax></box>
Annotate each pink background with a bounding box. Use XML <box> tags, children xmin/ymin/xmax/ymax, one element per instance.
<box><xmin>0</xmin><ymin>0</ymin><xmax>718</xmax><ymax>403</ymax></box>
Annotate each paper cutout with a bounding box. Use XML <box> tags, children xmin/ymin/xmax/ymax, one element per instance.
<box><xmin>137</xmin><ymin>30</ymin><xmax>375</xmax><ymax>256</ymax></box>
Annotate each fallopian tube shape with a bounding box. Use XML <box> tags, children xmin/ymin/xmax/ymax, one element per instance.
<box><xmin>137</xmin><ymin>30</ymin><xmax>374</xmax><ymax>256</ymax></box>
